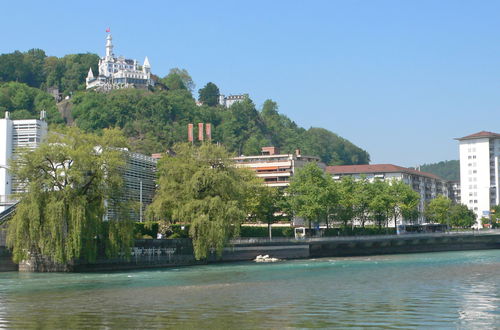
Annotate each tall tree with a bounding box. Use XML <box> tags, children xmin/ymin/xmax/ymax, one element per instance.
<box><xmin>425</xmin><ymin>195</ymin><xmax>452</xmax><ymax>225</ymax></box>
<box><xmin>449</xmin><ymin>203</ymin><xmax>476</xmax><ymax>228</ymax></box>
<box><xmin>7</xmin><ymin>128</ymin><xmax>133</xmax><ymax>264</ymax></box>
<box><xmin>387</xmin><ymin>179</ymin><xmax>421</xmax><ymax>228</ymax></box>
<box><xmin>333</xmin><ymin>176</ymin><xmax>358</xmax><ymax>228</ymax></box>
<box><xmin>369</xmin><ymin>179</ymin><xmax>392</xmax><ymax>228</ymax></box>
<box><xmin>287</xmin><ymin>162</ymin><xmax>331</xmax><ymax>230</ymax></box>
<box><xmin>146</xmin><ymin>143</ymin><xmax>255</xmax><ymax>259</ymax></box>
<box><xmin>247</xmin><ymin>185</ymin><xmax>284</xmax><ymax>238</ymax></box>
<box><xmin>166</xmin><ymin>68</ymin><xmax>195</xmax><ymax>92</ymax></box>
<box><xmin>198</xmin><ymin>82</ymin><xmax>220</xmax><ymax>106</ymax></box>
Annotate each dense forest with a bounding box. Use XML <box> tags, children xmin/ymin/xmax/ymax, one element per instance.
<box><xmin>417</xmin><ymin>160</ymin><xmax>460</xmax><ymax>181</ymax></box>
<box><xmin>0</xmin><ymin>48</ymin><xmax>370</xmax><ymax>165</ymax></box>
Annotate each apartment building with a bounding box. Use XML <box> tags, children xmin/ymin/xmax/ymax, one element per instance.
<box><xmin>456</xmin><ymin>131</ymin><xmax>500</xmax><ymax>226</ymax></box>
<box><xmin>326</xmin><ymin>164</ymin><xmax>453</xmax><ymax>223</ymax></box>
<box><xmin>234</xmin><ymin>147</ymin><xmax>326</xmax><ymax>188</ymax></box>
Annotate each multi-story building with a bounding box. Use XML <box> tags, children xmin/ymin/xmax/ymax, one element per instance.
<box><xmin>0</xmin><ymin>111</ymin><xmax>48</xmax><ymax>211</ymax></box>
<box><xmin>218</xmin><ymin>94</ymin><xmax>248</xmax><ymax>108</ymax></box>
<box><xmin>456</xmin><ymin>131</ymin><xmax>500</xmax><ymax>226</ymax></box>
<box><xmin>86</xmin><ymin>33</ymin><xmax>153</xmax><ymax>91</ymax></box>
<box><xmin>234</xmin><ymin>147</ymin><xmax>326</xmax><ymax>188</ymax></box>
<box><xmin>106</xmin><ymin>151</ymin><xmax>157</xmax><ymax>222</ymax></box>
<box><xmin>326</xmin><ymin>164</ymin><xmax>453</xmax><ymax>224</ymax></box>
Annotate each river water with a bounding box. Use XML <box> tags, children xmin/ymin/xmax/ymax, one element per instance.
<box><xmin>0</xmin><ymin>250</ymin><xmax>499</xmax><ymax>329</ymax></box>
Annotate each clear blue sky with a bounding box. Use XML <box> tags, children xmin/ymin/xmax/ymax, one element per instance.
<box><xmin>2</xmin><ymin>0</ymin><xmax>499</xmax><ymax>167</ymax></box>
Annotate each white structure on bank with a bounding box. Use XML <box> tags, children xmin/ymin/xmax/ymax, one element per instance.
<box><xmin>218</xmin><ymin>94</ymin><xmax>248</xmax><ymax>108</ymax></box>
<box><xmin>86</xmin><ymin>34</ymin><xmax>153</xmax><ymax>91</ymax></box>
<box><xmin>0</xmin><ymin>111</ymin><xmax>48</xmax><ymax>211</ymax></box>
<box><xmin>457</xmin><ymin>131</ymin><xmax>500</xmax><ymax>227</ymax></box>
<box><xmin>326</xmin><ymin>164</ymin><xmax>453</xmax><ymax>225</ymax></box>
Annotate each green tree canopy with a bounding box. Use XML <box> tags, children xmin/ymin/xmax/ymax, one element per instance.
<box><xmin>163</xmin><ymin>68</ymin><xmax>194</xmax><ymax>92</ymax></box>
<box><xmin>7</xmin><ymin>127</ymin><xmax>133</xmax><ymax>264</ymax></box>
<box><xmin>449</xmin><ymin>203</ymin><xmax>476</xmax><ymax>228</ymax></box>
<box><xmin>287</xmin><ymin>162</ymin><xmax>333</xmax><ymax>229</ymax></box>
<box><xmin>0</xmin><ymin>82</ymin><xmax>63</xmax><ymax>124</ymax></box>
<box><xmin>198</xmin><ymin>82</ymin><xmax>220</xmax><ymax>106</ymax></box>
<box><xmin>146</xmin><ymin>143</ymin><xmax>256</xmax><ymax>259</ymax></box>
<box><xmin>247</xmin><ymin>185</ymin><xmax>285</xmax><ymax>237</ymax></box>
<box><xmin>425</xmin><ymin>195</ymin><xmax>452</xmax><ymax>225</ymax></box>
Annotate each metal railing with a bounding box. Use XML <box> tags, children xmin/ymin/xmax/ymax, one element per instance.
<box><xmin>229</xmin><ymin>229</ymin><xmax>500</xmax><ymax>245</ymax></box>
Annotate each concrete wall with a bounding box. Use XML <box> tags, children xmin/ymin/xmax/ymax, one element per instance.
<box><xmin>5</xmin><ymin>232</ymin><xmax>500</xmax><ymax>272</ymax></box>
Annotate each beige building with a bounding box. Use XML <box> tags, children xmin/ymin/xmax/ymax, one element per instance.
<box><xmin>234</xmin><ymin>147</ymin><xmax>326</xmax><ymax>188</ymax></box>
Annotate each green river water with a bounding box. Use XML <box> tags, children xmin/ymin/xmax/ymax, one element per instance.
<box><xmin>0</xmin><ymin>250</ymin><xmax>499</xmax><ymax>329</ymax></box>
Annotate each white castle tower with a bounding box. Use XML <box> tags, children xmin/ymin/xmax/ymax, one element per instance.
<box><xmin>86</xmin><ymin>33</ymin><xmax>154</xmax><ymax>91</ymax></box>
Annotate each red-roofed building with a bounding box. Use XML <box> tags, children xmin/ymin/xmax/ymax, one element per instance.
<box><xmin>457</xmin><ymin>131</ymin><xmax>500</xmax><ymax>227</ymax></box>
<box><xmin>326</xmin><ymin>164</ymin><xmax>454</xmax><ymax>224</ymax></box>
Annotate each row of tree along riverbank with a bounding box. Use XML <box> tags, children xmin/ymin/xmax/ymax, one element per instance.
<box><xmin>3</xmin><ymin>231</ymin><xmax>498</xmax><ymax>272</ymax></box>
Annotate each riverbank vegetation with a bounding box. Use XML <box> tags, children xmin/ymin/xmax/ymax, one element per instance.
<box><xmin>7</xmin><ymin>128</ymin><xmax>134</xmax><ymax>264</ymax></box>
<box><xmin>287</xmin><ymin>163</ymin><xmax>421</xmax><ymax>229</ymax></box>
<box><xmin>146</xmin><ymin>143</ymin><xmax>259</xmax><ymax>259</ymax></box>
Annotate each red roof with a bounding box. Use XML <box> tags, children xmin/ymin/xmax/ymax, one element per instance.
<box><xmin>456</xmin><ymin>131</ymin><xmax>500</xmax><ymax>140</ymax></box>
<box><xmin>326</xmin><ymin>164</ymin><xmax>444</xmax><ymax>180</ymax></box>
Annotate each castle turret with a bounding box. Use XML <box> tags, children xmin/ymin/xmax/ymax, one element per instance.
<box><xmin>86</xmin><ymin>67</ymin><xmax>95</xmax><ymax>86</ymax></box>
<box><xmin>143</xmin><ymin>56</ymin><xmax>151</xmax><ymax>73</ymax></box>
<box><xmin>105</xmin><ymin>34</ymin><xmax>114</xmax><ymax>59</ymax></box>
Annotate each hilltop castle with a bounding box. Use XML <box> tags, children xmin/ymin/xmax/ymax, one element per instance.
<box><xmin>86</xmin><ymin>34</ymin><xmax>154</xmax><ymax>91</ymax></box>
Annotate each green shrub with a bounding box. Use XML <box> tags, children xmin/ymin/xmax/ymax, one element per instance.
<box><xmin>239</xmin><ymin>226</ymin><xmax>294</xmax><ymax>238</ymax></box>
<box><xmin>323</xmin><ymin>226</ymin><xmax>395</xmax><ymax>237</ymax></box>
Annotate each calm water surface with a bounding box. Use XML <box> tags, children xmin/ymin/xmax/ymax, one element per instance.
<box><xmin>0</xmin><ymin>250</ymin><xmax>499</xmax><ymax>329</ymax></box>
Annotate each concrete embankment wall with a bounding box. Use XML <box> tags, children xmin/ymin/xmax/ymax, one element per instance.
<box><xmin>18</xmin><ymin>239</ymin><xmax>200</xmax><ymax>272</ymax></box>
<box><xmin>307</xmin><ymin>234</ymin><xmax>500</xmax><ymax>258</ymax></box>
<box><xmin>0</xmin><ymin>229</ymin><xmax>17</xmax><ymax>272</ymax></box>
<box><xmin>4</xmin><ymin>232</ymin><xmax>500</xmax><ymax>272</ymax></box>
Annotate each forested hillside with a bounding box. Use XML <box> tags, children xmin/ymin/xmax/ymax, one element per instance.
<box><xmin>0</xmin><ymin>49</ymin><xmax>370</xmax><ymax>165</ymax></box>
<box><xmin>417</xmin><ymin>160</ymin><xmax>459</xmax><ymax>181</ymax></box>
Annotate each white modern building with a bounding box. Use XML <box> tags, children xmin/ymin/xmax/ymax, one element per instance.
<box><xmin>0</xmin><ymin>111</ymin><xmax>48</xmax><ymax>211</ymax></box>
<box><xmin>234</xmin><ymin>147</ymin><xmax>326</xmax><ymax>188</ymax></box>
<box><xmin>86</xmin><ymin>33</ymin><xmax>153</xmax><ymax>91</ymax></box>
<box><xmin>326</xmin><ymin>164</ymin><xmax>453</xmax><ymax>224</ymax></box>
<box><xmin>456</xmin><ymin>131</ymin><xmax>500</xmax><ymax>227</ymax></box>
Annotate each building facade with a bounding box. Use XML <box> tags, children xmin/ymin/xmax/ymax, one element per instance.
<box><xmin>86</xmin><ymin>34</ymin><xmax>153</xmax><ymax>91</ymax></box>
<box><xmin>0</xmin><ymin>111</ymin><xmax>48</xmax><ymax>211</ymax></box>
<box><xmin>326</xmin><ymin>164</ymin><xmax>453</xmax><ymax>224</ymax></box>
<box><xmin>456</xmin><ymin>131</ymin><xmax>500</xmax><ymax>226</ymax></box>
<box><xmin>106</xmin><ymin>151</ymin><xmax>157</xmax><ymax>223</ymax></box>
<box><xmin>234</xmin><ymin>147</ymin><xmax>326</xmax><ymax>188</ymax></box>
<box><xmin>218</xmin><ymin>94</ymin><xmax>248</xmax><ymax>108</ymax></box>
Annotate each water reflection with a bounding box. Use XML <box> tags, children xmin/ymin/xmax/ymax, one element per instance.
<box><xmin>0</xmin><ymin>250</ymin><xmax>499</xmax><ymax>328</ymax></box>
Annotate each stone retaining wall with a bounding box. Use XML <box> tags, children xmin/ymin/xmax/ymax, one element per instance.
<box><xmin>5</xmin><ymin>233</ymin><xmax>500</xmax><ymax>272</ymax></box>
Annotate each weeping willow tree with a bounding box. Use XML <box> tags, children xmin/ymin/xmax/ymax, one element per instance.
<box><xmin>147</xmin><ymin>143</ymin><xmax>256</xmax><ymax>260</ymax></box>
<box><xmin>7</xmin><ymin>127</ymin><xmax>134</xmax><ymax>264</ymax></box>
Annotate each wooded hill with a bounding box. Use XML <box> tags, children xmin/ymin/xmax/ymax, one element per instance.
<box><xmin>0</xmin><ymin>48</ymin><xmax>370</xmax><ymax>165</ymax></box>
<box><xmin>417</xmin><ymin>160</ymin><xmax>460</xmax><ymax>181</ymax></box>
